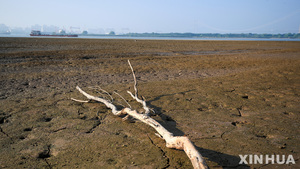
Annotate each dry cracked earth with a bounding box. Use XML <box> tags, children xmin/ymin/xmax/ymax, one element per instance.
<box><xmin>0</xmin><ymin>37</ymin><xmax>299</xmax><ymax>168</ymax></box>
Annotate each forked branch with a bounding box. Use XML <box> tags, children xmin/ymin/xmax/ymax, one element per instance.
<box><xmin>72</xmin><ymin>60</ymin><xmax>208</xmax><ymax>169</ymax></box>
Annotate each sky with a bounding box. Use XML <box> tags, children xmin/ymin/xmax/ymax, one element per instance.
<box><xmin>0</xmin><ymin>0</ymin><xmax>300</xmax><ymax>34</ymax></box>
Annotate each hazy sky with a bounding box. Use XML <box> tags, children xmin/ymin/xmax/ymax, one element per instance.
<box><xmin>0</xmin><ymin>0</ymin><xmax>299</xmax><ymax>33</ymax></box>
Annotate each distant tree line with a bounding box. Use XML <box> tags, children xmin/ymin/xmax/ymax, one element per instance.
<box><xmin>81</xmin><ymin>32</ymin><xmax>300</xmax><ymax>39</ymax></box>
<box><xmin>122</xmin><ymin>32</ymin><xmax>300</xmax><ymax>39</ymax></box>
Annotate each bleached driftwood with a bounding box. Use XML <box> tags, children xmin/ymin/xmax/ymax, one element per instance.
<box><xmin>71</xmin><ymin>60</ymin><xmax>208</xmax><ymax>169</ymax></box>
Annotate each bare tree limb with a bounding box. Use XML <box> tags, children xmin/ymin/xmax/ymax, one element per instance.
<box><xmin>127</xmin><ymin>60</ymin><xmax>154</xmax><ymax>116</ymax></box>
<box><xmin>128</xmin><ymin>60</ymin><xmax>138</xmax><ymax>97</ymax></box>
<box><xmin>113</xmin><ymin>91</ymin><xmax>132</xmax><ymax>108</ymax></box>
<box><xmin>70</xmin><ymin>98</ymin><xmax>89</xmax><ymax>103</ymax></box>
<box><xmin>89</xmin><ymin>86</ymin><xmax>114</xmax><ymax>103</ymax></box>
<box><xmin>72</xmin><ymin>60</ymin><xmax>208</xmax><ymax>169</ymax></box>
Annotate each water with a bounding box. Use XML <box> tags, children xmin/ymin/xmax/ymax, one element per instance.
<box><xmin>1</xmin><ymin>33</ymin><xmax>300</xmax><ymax>41</ymax></box>
<box><xmin>78</xmin><ymin>36</ymin><xmax>300</xmax><ymax>41</ymax></box>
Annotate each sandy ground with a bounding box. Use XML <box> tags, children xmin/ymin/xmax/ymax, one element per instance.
<box><xmin>0</xmin><ymin>37</ymin><xmax>299</xmax><ymax>168</ymax></box>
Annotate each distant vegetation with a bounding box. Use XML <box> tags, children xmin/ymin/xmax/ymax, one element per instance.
<box><xmin>82</xmin><ymin>32</ymin><xmax>300</xmax><ymax>39</ymax></box>
<box><xmin>126</xmin><ymin>32</ymin><xmax>300</xmax><ymax>39</ymax></box>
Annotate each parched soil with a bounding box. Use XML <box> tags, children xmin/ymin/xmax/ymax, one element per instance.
<box><xmin>0</xmin><ymin>37</ymin><xmax>299</xmax><ymax>168</ymax></box>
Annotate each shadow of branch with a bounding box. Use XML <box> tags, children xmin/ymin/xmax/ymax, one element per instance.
<box><xmin>197</xmin><ymin>146</ymin><xmax>250</xmax><ymax>168</ymax></box>
<box><xmin>146</xmin><ymin>91</ymin><xmax>250</xmax><ymax>168</ymax></box>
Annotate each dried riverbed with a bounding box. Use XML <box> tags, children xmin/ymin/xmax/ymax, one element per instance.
<box><xmin>0</xmin><ymin>38</ymin><xmax>299</xmax><ymax>168</ymax></box>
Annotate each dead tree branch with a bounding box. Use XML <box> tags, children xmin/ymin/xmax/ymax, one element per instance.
<box><xmin>72</xmin><ymin>60</ymin><xmax>208</xmax><ymax>169</ymax></box>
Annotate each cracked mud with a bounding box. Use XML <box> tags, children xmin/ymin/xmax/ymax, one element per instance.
<box><xmin>0</xmin><ymin>38</ymin><xmax>299</xmax><ymax>168</ymax></box>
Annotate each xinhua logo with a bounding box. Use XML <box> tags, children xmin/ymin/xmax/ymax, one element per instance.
<box><xmin>239</xmin><ymin>155</ymin><xmax>296</xmax><ymax>165</ymax></box>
